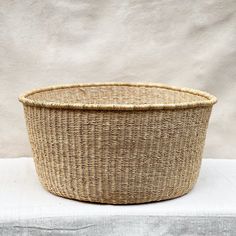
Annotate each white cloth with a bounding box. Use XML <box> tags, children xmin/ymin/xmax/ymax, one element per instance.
<box><xmin>0</xmin><ymin>158</ymin><xmax>236</xmax><ymax>235</ymax></box>
<box><xmin>1</xmin><ymin>1</ymin><xmax>236</xmax><ymax>159</ymax></box>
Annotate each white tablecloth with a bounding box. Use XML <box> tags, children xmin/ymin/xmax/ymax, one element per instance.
<box><xmin>0</xmin><ymin>158</ymin><xmax>236</xmax><ymax>235</ymax></box>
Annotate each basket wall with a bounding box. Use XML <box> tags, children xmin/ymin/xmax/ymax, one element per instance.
<box><xmin>23</xmin><ymin>105</ymin><xmax>212</xmax><ymax>204</ymax></box>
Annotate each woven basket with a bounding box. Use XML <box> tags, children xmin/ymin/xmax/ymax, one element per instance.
<box><xmin>19</xmin><ymin>83</ymin><xmax>217</xmax><ymax>204</ymax></box>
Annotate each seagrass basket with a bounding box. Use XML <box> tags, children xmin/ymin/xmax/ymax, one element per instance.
<box><xmin>19</xmin><ymin>83</ymin><xmax>217</xmax><ymax>204</ymax></box>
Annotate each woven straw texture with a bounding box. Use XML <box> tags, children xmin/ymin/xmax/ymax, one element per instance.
<box><xmin>19</xmin><ymin>83</ymin><xmax>216</xmax><ymax>204</ymax></box>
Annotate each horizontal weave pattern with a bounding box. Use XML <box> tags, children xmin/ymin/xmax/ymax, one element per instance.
<box><xmin>21</xmin><ymin>83</ymin><xmax>215</xmax><ymax>204</ymax></box>
<box><xmin>27</xmin><ymin>85</ymin><xmax>207</xmax><ymax>105</ymax></box>
<box><xmin>19</xmin><ymin>83</ymin><xmax>217</xmax><ymax>110</ymax></box>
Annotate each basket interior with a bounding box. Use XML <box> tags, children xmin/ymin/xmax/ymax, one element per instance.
<box><xmin>26</xmin><ymin>85</ymin><xmax>209</xmax><ymax>106</ymax></box>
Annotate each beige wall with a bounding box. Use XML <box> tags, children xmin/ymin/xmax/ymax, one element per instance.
<box><xmin>0</xmin><ymin>0</ymin><xmax>236</xmax><ymax>158</ymax></box>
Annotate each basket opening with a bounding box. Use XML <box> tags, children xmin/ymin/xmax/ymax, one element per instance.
<box><xmin>20</xmin><ymin>84</ymin><xmax>217</xmax><ymax>110</ymax></box>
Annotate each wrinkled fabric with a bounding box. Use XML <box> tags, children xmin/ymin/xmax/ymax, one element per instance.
<box><xmin>0</xmin><ymin>0</ymin><xmax>236</xmax><ymax>158</ymax></box>
<box><xmin>1</xmin><ymin>216</ymin><xmax>236</xmax><ymax>236</ymax></box>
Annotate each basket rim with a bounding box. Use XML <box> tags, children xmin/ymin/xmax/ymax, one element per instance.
<box><xmin>19</xmin><ymin>82</ymin><xmax>217</xmax><ymax>110</ymax></box>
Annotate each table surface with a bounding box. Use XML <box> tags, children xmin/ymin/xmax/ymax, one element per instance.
<box><xmin>0</xmin><ymin>158</ymin><xmax>236</xmax><ymax>235</ymax></box>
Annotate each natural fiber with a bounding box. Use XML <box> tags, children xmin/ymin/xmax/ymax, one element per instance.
<box><xmin>19</xmin><ymin>83</ymin><xmax>217</xmax><ymax>204</ymax></box>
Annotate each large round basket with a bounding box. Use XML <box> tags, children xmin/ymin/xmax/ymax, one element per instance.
<box><xmin>19</xmin><ymin>83</ymin><xmax>217</xmax><ymax>204</ymax></box>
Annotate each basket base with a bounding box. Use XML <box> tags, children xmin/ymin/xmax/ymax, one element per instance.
<box><xmin>42</xmin><ymin>184</ymin><xmax>194</xmax><ymax>205</ymax></box>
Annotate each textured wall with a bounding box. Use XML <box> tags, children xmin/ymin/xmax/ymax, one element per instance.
<box><xmin>0</xmin><ymin>0</ymin><xmax>236</xmax><ymax>158</ymax></box>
